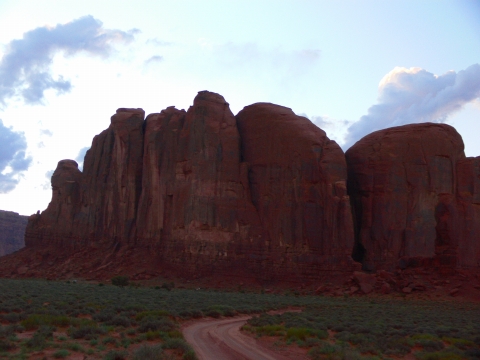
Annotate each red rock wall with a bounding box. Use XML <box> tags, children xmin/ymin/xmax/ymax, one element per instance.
<box><xmin>456</xmin><ymin>156</ymin><xmax>480</xmax><ymax>268</ymax></box>
<box><xmin>22</xmin><ymin>94</ymin><xmax>480</xmax><ymax>279</ymax></box>
<box><xmin>236</xmin><ymin>103</ymin><xmax>355</xmax><ymax>273</ymax></box>
<box><xmin>23</xmin><ymin>91</ymin><xmax>355</xmax><ymax>280</ymax></box>
<box><xmin>345</xmin><ymin>123</ymin><xmax>480</xmax><ymax>271</ymax></box>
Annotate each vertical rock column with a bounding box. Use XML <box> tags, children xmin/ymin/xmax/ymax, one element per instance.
<box><xmin>456</xmin><ymin>156</ymin><xmax>480</xmax><ymax>268</ymax></box>
<box><xmin>80</xmin><ymin>108</ymin><xmax>145</xmax><ymax>246</ymax></box>
<box><xmin>236</xmin><ymin>103</ymin><xmax>355</xmax><ymax>275</ymax></box>
<box><xmin>136</xmin><ymin>91</ymin><xmax>265</xmax><ymax>276</ymax></box>
<box><xmin>24</xmin><ymin>159</ymin><xmax>83</xmax><ymax>249</ymax></box>
<box><xmin>346</xmin><ymin>123</ymin><xmax>466</xmax><ymax>271</ymax></box>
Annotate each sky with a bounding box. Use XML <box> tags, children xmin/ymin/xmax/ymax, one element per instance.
<box><xmin>0</xmin><ymin>0</ymin><xmax>479</xmax><ymax>215</ymax></box>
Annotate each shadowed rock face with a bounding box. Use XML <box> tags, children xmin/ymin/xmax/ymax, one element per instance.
<box><xmin>21</xmin><ymin>91</ymin><xmax>356</xmax><ymax>281</ymax></box>
<box><xmin>346</xmin><ymin>123</ymin><xmax>480</xmax><ymax>272</ymax></box>
<box><xmin>9</xmin><ymin>94</ymin><xmax>480</xmax><ymax>281</ymax></box>
<box><xmin>0</xmin><ymin>211</ymin><xmax>28</xmax><ymax>256</ymax></box>
<box><xmin>236</xmin><ymin>103</ymin><xmax>354</xmax><ymax>271</ymax></box>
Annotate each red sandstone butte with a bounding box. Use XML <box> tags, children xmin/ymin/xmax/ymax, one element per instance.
<box><xmin>346</xmin><ymin>123</ymin><xmax>480</xmax><ymax>272</ymax></box>
<box><xmin>236</xmin><ymin>103</ymin><xmax>355</xmax><ymax>274</ymax></box>
<box><xmin>7</xmin><ymin>91</ymin><xmax>356</xmax><ymax>281</ymax></box>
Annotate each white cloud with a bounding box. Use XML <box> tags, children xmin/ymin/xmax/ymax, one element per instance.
<box><xmin>0</xmin><ymin>119</ymin><xmax>31</xmax><ymax>193</ymax></box>
<box><xmin>344</xmin><ymin>64</ymin><xmax>480</xmax><ymax>149</ymax></box>
<box><xmin>0</xmin><ymin>15</ymin><xmax>136</xmax><ymax>106</ymax></box>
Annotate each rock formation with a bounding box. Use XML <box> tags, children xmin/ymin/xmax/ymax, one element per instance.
<box><xmin>346</xmin><ymin>123</ymin><xmax>480</xmax><ymax>272</ymax></box>
<box><xmin>19</xmin><ymin>91</ymin><xmax>356</xmax><ymax>281</ymax></box>
<box><xmin>0</xmin><ymin>210</ymin><xmax>28</xmax><ymax>256</ymax></box>
<box><xmin>236</xmin><ymin>103</ymin><xmax>354</xmax><ymax>274</ymax></box>
<box><xmin>2</xmin><ymin>93</ymin><xmax>479</xmax><ymax>284</ymax></box>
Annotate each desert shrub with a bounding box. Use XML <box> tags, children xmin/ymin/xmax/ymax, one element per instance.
<box><xmin>205</xmin><ymin>305</ymin><xmax>236</xmax><ymax>317</ymax></box>
<box><xmin>111</xmin><ymin>276</ymin><xmax>129</xmax><ymax>287</ymax></box>
<box><xmin>104</xmin><ymin>349</ymin><xmax>128</xmax><ymax>360</ymax></box>
<box><xmin>204</xmin><ymin>309</ymin><xmax>221</xmax><ymax>318</ymax></box>
<box><xmin>132</xmin><ymin>344</ymin><xmax>164</xmax><ymax>360</ymax></box>
<box><xmin>1</xmin><ymin>312</ymin><xmax>24</xmax><ymax>323</ymax></box>
<box><xmin>285</xmin><ymin>327</ymin><xmax>328</xmax><ymax>341</ymax></box>
<box><xmin>0</xmin><ymin>325</ymin><xmax>15</xmax><ymax>338</ymax></box>
<box><xmin>21</xmin><ymin>314</ymin><xmax>73</xmax><ymax>330</ymax></box>
<box><xmin>52</xmin><ymin>349</ymin><xmax>69</xmax><ymax>358</ymax></box>
<box><xmin>69</xmin><ymin>324</ymin><xmax>104</xmax><ymax>339</ymax></box>
<box><xmin>0</xmin><ymin>338</ymin><xmax>16</xmax><ymax>352</ymax></box>
<box><xmin>183</xmin><ymin>349</ymin><xmax>198</xmax><ymax>360</ymax></box>
<box><xmin>162</xmin><ymin>338</ymin><xmax>192</xmax><ymax>353</ymax></box>
<box><xmin>254</xmin><ymin>324</ymin><xmax>286</xmax><ymax>336</ymax></box>
<box><xmin>135</xmin><ymin>310</ymin><xmax>170</xmax><ymax>321</ymax></box>
<box><xmin>415</xmin><ymin>350</ymin><xmax>464</xmax><ymax>360</ymax></box>
<box><xmin>93</xmin><ymin>309</ymin><xmax>116</xmax><ymax>322</ymax></box>
<box><xmin>247</xmin><ymin>314</ymin><xmax>279</xmax><ymax>327</ymax></box>
<box><xmin>103</xmin><ymin>336</ymin><xmax>118</xmax><ymax>345</ymax></box>
<box><xmin>179</xmin><ymin>309</ymin><xmax>203</xmax><ymax>319</ymax></box>
<box><xmin>63</xmin><ymin>342</ymin><xmax>85</xmax><ymax>352</ymax></box>
<box><xmin>138</xmin><ymin>317</ymin><xmax>176</xmax><ymax>333</ymax></box>
<box><xmin>106</xmin><ymin>315</ymin><xmax>131</xmax><ymax>327</ymax></box>
<box><xmin>161</xmin><ymin>282</ymin><xmax>175</xmax><ymax>291</ymax></box>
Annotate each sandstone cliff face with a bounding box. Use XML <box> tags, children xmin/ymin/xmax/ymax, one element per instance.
<box><xmin>236</xmin><ymin>103</ymin><xmax>354</xmax><ymax>273</ymax></box>
<box><xmin>14</xmin><ymin>95</ymin><xmax>480</xmax><ymax>281</ymax></box>
<box><xmin>0</xmin><ymin>210</ymin><xmax>28</xmax><ymax>256</ymax></box>
<box><xmin>456</xmin><ymin>156</ymin><xmax>480</xmax><ymax>268</ymax></box>
<box><xmin>22</xmin><ymin>91</ymin><xmax>354</xmax><ymax>281</ymax></box>
<box><xmin>345</xmin><ymin>123</ymin><xmax>479</xmax><ymax>271</ymax></box>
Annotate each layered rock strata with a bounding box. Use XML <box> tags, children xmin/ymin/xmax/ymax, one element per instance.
<box><xmin>23</xmin><ymin>91</ymin><xmax>355</xmax><ymax>281</ymax></box>
<box><xmin>346</xmin><ymin>123</ymin><xmax>480</xmax><ymax>272</ymax></box>
<box><xmin>0</xmin><ymin>210</ymin><xmax>28</xmax><ymax>256</ymax></box>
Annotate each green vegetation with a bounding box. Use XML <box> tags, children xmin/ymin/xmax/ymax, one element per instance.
<box><xmin>0</xmin><ymin>278</ymin><xmax>479</xmax><ymax>359</ymax></box>
<box><xmin>110</xmin><ymin>276</ymin><xmax>129</xmax><ymax>287</ymax></box>
<box><xmin>243</xmin><ymin>299</ymin><xmax>480</xmax><ymax>359</ymax></box>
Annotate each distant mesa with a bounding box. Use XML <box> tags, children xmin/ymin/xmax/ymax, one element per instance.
<box><xmin>0</xmin><ymin>90</ymin><xmax>478</xmax><ymax>284</ymax></box>
<box><xmin>0</xmin><ymin>211</ymin><xmax>28</xmax><ymax>257</ymax></box>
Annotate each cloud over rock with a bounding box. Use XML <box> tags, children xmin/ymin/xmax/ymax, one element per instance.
<box><xmin>344</xmin><ymin>64</ymin><xmax>480</xmax><ymax>149</ymax></box>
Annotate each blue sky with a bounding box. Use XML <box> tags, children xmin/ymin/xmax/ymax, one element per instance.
<box><xmin>0</xmin><ymin>0</ymin><xmax>479</xmax><ymax>215</ymax></box>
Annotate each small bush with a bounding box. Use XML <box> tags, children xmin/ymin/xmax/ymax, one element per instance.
<box><xmin>162</xmin><ymin>338</ymin><xmax>192</xmax><ymax>354</ymax></box>
<box><xmin>111</xmin><ymin>276</ymin><xmax>129</xmax><ymax>287</ymax></box>
<box><xmin>69</xmin><ymin>324</ymin><xmax>104</xmax><ymax>339</ymax></box>
<box><xmin>104</xmin><ymin>349</ymin><xmax>128</xmax><ymax>360</ymax></box>
<box><xmin>25</xmin><ymin>333</ymin><xmax>48</xmax><ymax>350</ymax></box>
<box><xmin>63</xmin><ymin>342</ymin><xmax>85</xmax><ymax>352</ymax></box>
<box><xmin>204</xmin><ymin>309</ymin><xmax>221</xmax><ymax>318</ymax></box>
<box><xmin>132</xmin><ymin>344</ymin><xmax>164</xmax><ymax>360</ymax></box>
<box><xmin>138</xmin><ymin>317</ymin><xmax>176</xmax><ymax>333</ymax></box>
<box><xmin>135</xmin><ymin>310</ymin><xmax>170</xmax><ymax>321</ymax></box>
<box><xmin>161</xmin><ymin>282</ymin><xmax>175</xmax><ymax>291</ymax></box>
<box><xmin>53</xmin><ymin>349</ymin><xmax>70</xmax><ymax>358</ymax></box>
<box><xmin>106</xmin><ymin>315</ymin><xmax>131</xmax><ymax>327</ymax></box>
<box><xmin>103</xmin><ymin>336</ymin><xmax>118</xmax><ymax>346</ymax></box>
<box><xmin>21</xmin><ymin>314</ymin><xmax>73</xmax><ymax>330</ymax></box>
<box><xmin>0</xmin><ymin>338</ymin><xmax>16</xmax><ymax>352</ymax></box>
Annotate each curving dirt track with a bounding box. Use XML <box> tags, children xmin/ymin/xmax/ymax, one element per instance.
<box><xmin>183</xmin><ymin>315</ymin><xmax>306</xmax><ymax>360</ymax></box>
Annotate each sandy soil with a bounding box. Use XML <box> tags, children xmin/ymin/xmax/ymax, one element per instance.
<box><xmin>182</xmin><ymin>315</ymin><xmax>308</xmax><ymax>360</ymax></box>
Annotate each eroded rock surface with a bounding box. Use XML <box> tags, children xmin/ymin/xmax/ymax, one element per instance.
<box><xmin>12</xmin><ymin>91</ymin><xmax>355</xmax><ymax>281</ymax></box>
<box><xmin>3</xmin><ymin>95</ymin><xmax>479</xmax><ymax>283</ymax></box>
<box><xmin>346</xmin><ymin>123</ymin><xmax>479</xmax><ymax>272</ymax></box>
<box><xmin>0</xmin><ymin>210</ymin><xmax>28</xmax><ymax>256</ymax></box>
<box><xmin>236</xmin><ymin>103</ymin><xmax>355</xmax><ymax>275</ymax></box>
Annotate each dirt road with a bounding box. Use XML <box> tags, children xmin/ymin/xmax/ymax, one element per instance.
<box><xmin>183</xmin><ymin>316</ymin><xmax>304</xmax><ymax>360</ymax></box>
